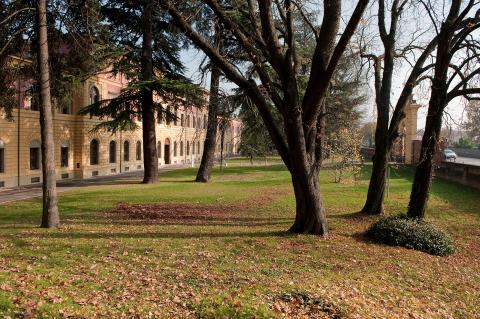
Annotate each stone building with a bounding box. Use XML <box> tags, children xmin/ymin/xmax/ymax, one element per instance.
<box><xmin>392</xmin><ymin>98</ymin><xmax>422</xmax><ymax>164</ymax></box>
<box><xmin>0</xmin><ymin>69</ymin><xmax>242</xmax><ymax>188</ymax></box>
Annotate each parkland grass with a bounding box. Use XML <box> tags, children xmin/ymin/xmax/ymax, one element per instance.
<box><xmin>0</xmin><ymin>162</ymin><xmax>479</xmax><ymax>318</ymax></box>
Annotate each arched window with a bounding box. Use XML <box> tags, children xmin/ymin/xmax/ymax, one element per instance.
<box><xmin>136</xmin><ymin>141</ymin><xmax>142</xmax><ymax>160</ymax></box>
<box><xmin>181</xmin><ymin>114</ymin><xmax>184</xmax><ymax>127</ymax></box>
<box><xmin>0</xmin><ymin>140</ymin><xmax>5</xmax><ymax>173</ymax></box>
<box><xmin>30</xmin><ymin>140</ymin><xmax>41</xmax><ymax>170</ymax></box>
<box><xmin>173</xmin><ymin>141</ymin><xmax>177</xmax><ymax>157</ymax></box>
<box><xmin>123</xmin><ymin>141</ymin><xmax>130</xmax><ymax>162</ymax></box>
<box><xmin>174</xmin><ymin>107</ymin><xmax>178</xmax><ymax>126</ymax></box>
<box><xmin>60</xmin><ymin>141</ymin><xmax>69</xmax><ymax>167</ymax></box>
<box><xmin>157</xmin><ymin>141</ymin><xmax>162</xmax><ymax>158</ymax></box>
<box><xmin>90</xmin><ymin>139</ymin><xmax>99</xmax><ymax>165</ymax></box>
<box><xmin>180</xmin><ymin>141</ymin><xmax>184</xmax><ymax>156</ymax></box>
<box><xmin>89</xmin><ymin>85</ymin><xmax>100</xmax><ymax>105</ymax></box>
<box><xmin>187</xmin><ymin>115</ymin><xmax>190</xmax><ymax>127</ymax></box>
<box><xmin>186</xmin><ymin>141</ymin><xmax>190</xmax><ymax>155</ymax></box>
<box><xmin>192</xmin><ymin>141</ymin><xmax>195</xmax><ymax>154</ymax></box>
<box><xmin>109</xmin><ymin>141</ymin><xmax>116</xmax><ymax>163</ymax></box>
<box><xmin>193</xmin><ymin>116</ymin><xmax>196</xmax><ymax>128</ymax></box>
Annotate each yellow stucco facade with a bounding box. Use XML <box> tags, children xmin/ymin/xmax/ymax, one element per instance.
<box><xmin>0</xmin><ymin>72</ymin><xmax>242</xmax><ymax>188</ymax></box>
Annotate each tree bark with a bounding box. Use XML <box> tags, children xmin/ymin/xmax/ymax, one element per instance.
<box><xmin>406</xmin><ymin>0</ymin><xmax>459</xmax><ymax>218</ymax></box>
<box><xmin>219</xmin><ymin>123</ymin><xmax>225</xmax><ymax>172</ymax></box>
<box><xmin>407</xmin><ymin>87</ymin><xmax>445</xmax><ymax>218</ymax></box>
<box><xmin>361</xmin><ymin>10</ymin><xmax>395</xmax><ymax>215</ymax></box>
<box><xmin>37</xmin><ymin>0</ymin><xmax>60</xmax><ymax>228</ymax></box>
<box><xmin>289</xmin><ymin>166</ymin><xmax>328</xmax><ymax>236</ymax></box>
<box><xmin>196</xmin><ymin>64</ymin><xmax>220</xmax><ymax>182</ymax></box>
<box><xmin>140</xmin><ymin>1</ymin><xmax>158</xmax><ymax>184</ymax></box>
<box><xmin>362</xmin><ymin>148</ymin><xmax>388</xmax><ymax>214</ymax></box>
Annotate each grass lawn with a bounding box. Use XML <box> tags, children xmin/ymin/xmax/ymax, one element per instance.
<box><xmin>0</xmin><ymin>162</ymin><xmax>479</xmax><ymax>318</ymax></box>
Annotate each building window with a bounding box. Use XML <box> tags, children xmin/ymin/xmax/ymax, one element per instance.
<box><xmin>192</xmin><ymin>141</ymin><xmax>195</xmax><ymax>154</ymax></box>
<box><xmin>197</xmin><ymin>116</ymin><xmax>201</xmax><ymax>129</ymax></box>
<box><xmin>173</xmin><ymin>141</ymin><xmax>177</xmax><ymax>157</ymax></box>
<box><xmin>136</xmin><ymin>141</ymin><xmax>142</xmax><ymax>160</ymax></box>
<box><xmin>157</xmin><ymin>107</ymin><xmax>163</xmax><ymax>124</ymax></box>
<box><xmin>204</xmin><ymin>115</ymin><xmax>207</xmax><ymax>129</ymax></box>
<box><xmin>166</xmin><ymin>106</ymin><xmax>171</xmax><ymax>125</ymax></box>
<box><xmin>174</xmin><ymin>107</ymin><xmax>178</xmax><ymax>126</ymax></box>
<box><xmin>109</xmin><ymin>141</ymin><xmax>117</xmax><ymax>163</ymax></box>
<box><xmin>60</xmin><ymin>142</ymin><xmax>69</xmax><ymax>167</ymax></box>
<box><xmin>193</xmin><ymin>116</ymin><xmax>196</xmax><ymax>128</ymax></box>
<box><xmin>180</xmin><ymin>141</ymin><xmax>184</xmax><ymax>156</ymax></box>
<box><xmin>157</xmin><ymin>141</ymin><xmax>161</xmax><ymax>158</ymax></box>
<box><xmin>181</xmin><ymin>114</ymin><xmax>184</xmax><ymax>127</ymax></box>
<box><xmin>89</xmin><ymin>85</ymin><xmax>100</xmax><ymax>105</ymax></box>
<box><xmin>187</xmin><ymin>115</ymin><xmax>190</xmax><ymax>127</ymax></box>
<box><xmin>197</xmin><ymin>141</ymin><xmax>200</xmax><ymax>155</ymax></box>
<box><xmin>187</xmin><ymin>141</ymin><xmax>190</xmax><ymax>155</ymax></box>
<box><xmin>0</xmin><ymin>140</ymin><xmax>4</xmax><ymax>173</ymax></box>
<box><xmin>59</xmin><ymin>100</ymin><xmax>72</xmax><ymax>114</ymax></box>
<box><xmin>124</xmin><ymin>141</ymin><xmax>130</xmax><ymax>162</ymax></box>
<box><xmin>30</xmin><ymin>140</ymin><xmax>41</xmax><ymax>170</ymax></box>
<box><xmin>90</xmin><ymin>139</ymin><xmax>99</xmax><ymax>165</ymax></box>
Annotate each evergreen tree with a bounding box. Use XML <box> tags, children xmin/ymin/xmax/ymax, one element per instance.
<box><xmin>80</xmin><ymin>0</ymin><xmax>205</xmax><ymax>183</ymax></box>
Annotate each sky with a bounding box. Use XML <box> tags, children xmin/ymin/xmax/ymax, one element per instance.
<box><xmin>178</xmin><ymin>0</ymin><xmax>474</xmax><ymax>132</ymax></box>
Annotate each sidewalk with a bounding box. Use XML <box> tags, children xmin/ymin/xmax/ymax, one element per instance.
<box><xmin>0</xmin><ymin>164</ymin><xmax>189</xmax><ymax>205</ymax></box>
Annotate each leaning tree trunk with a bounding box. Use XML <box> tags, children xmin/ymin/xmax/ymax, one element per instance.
<box><xmin>196</xmin><ymin>65</ymin><xmax>220</xmax><ymax>182</ymax></box>
<box><xmin>140</xmin><ymin>1</ymin><xmax>158</xmax><ymax>184</ymax></box>
<box><xmin>37</xmin><ymin>0</ymin><xmax>60</xmax><ymax>228</ymax></box>
<box><xmin>407</xmin><ymin>88</ymin><xmax>445</xmax><ymax>218</ymax></box>
<box><xmin>407</xmin><ymin>12</ymin><xmax>453</xmax><ymax>219</ymax></box>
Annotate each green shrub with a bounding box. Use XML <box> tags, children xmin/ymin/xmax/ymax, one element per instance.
<box><xmin>366</xmin><ymin>215</ymin><xmax>455</xmax><ymax>256</ymax></box>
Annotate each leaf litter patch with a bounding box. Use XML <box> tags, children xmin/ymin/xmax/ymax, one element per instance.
<box><xmin>270</xmin><ymin>292</ymin><xmax>345</xmax><ymax>318</ymax></box>
<box><xmin>108</xmin><ymin>203</ymin><xmax>238</xmax><ymax>224</ymax></box>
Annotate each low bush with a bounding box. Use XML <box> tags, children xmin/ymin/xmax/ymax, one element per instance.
<box><xmin>366</xmin><ymin>215</ymin><xmax>455</xmax><ymax>256</ymax></box>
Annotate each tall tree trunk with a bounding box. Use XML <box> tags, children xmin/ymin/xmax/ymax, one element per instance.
<box><xmin>37</xmin><ymin>0</ymin><xmax>59</xmax><ymax>228</ymax></box>
<box><xmin>407</xmin><ymin>70</ymin><xmax>447</xmax><ymax>218</ymax></box>
<box><xmin>362</xmin><ymin>145</ymin><xmax>389</xmax><ymax>214</ymax></box>
<box><xmin>407</xmin><ymin>3</ymin><xmax>455</xmax><ymax>218</ymax></box>
<box><xmin>362</xmin><ymin>41</ymin><xmax>394</xmax><ymax>215</ymax></box>
<box><xmin>140</xmin><ymin>1</ymin><xmax>158</xmax><ymax>184</ymax></box>
<box><xmin>196</xmin><ymin>65</ymin><xmax>220</xmax><ymax>182</ymax></box>
<box><xmin>219</xmin><ymin>124</ymin><xmax>225</xmax><ymax>172</ymax></box>
<box><xmin>287</xmin><ymin>102</ymin><xmax>328</xmax><ymax>236</ymax></box>
<box><xmin>289</xmin><ymin>166</ymin><xmax>327</xmax><ymax>236</ymax></box>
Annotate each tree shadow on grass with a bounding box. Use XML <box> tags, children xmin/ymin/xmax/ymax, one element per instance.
<box><xmin>61</xmin><ymin>216</ymin><xmax>294</xmax><ymax>228</ymax></box>
<box><xmin>20</xmin><ymin>229</ymin><xmax>294</xmax><ymax>240</ymax></box>
<box><xmin>329</xmin><ymin>211</ymin><xmax>367</xmax><ymax>220</ymax></box>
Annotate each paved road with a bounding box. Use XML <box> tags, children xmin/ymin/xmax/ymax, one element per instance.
<box><xmin>447</xmin><ymin>156</ymin><xmax>480</xmax><ymax>166</ymax></box>
<box><xmin>0</xmin><ymin>164</ymin><xmax>189</xmax><ymax>205</ymax></box>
